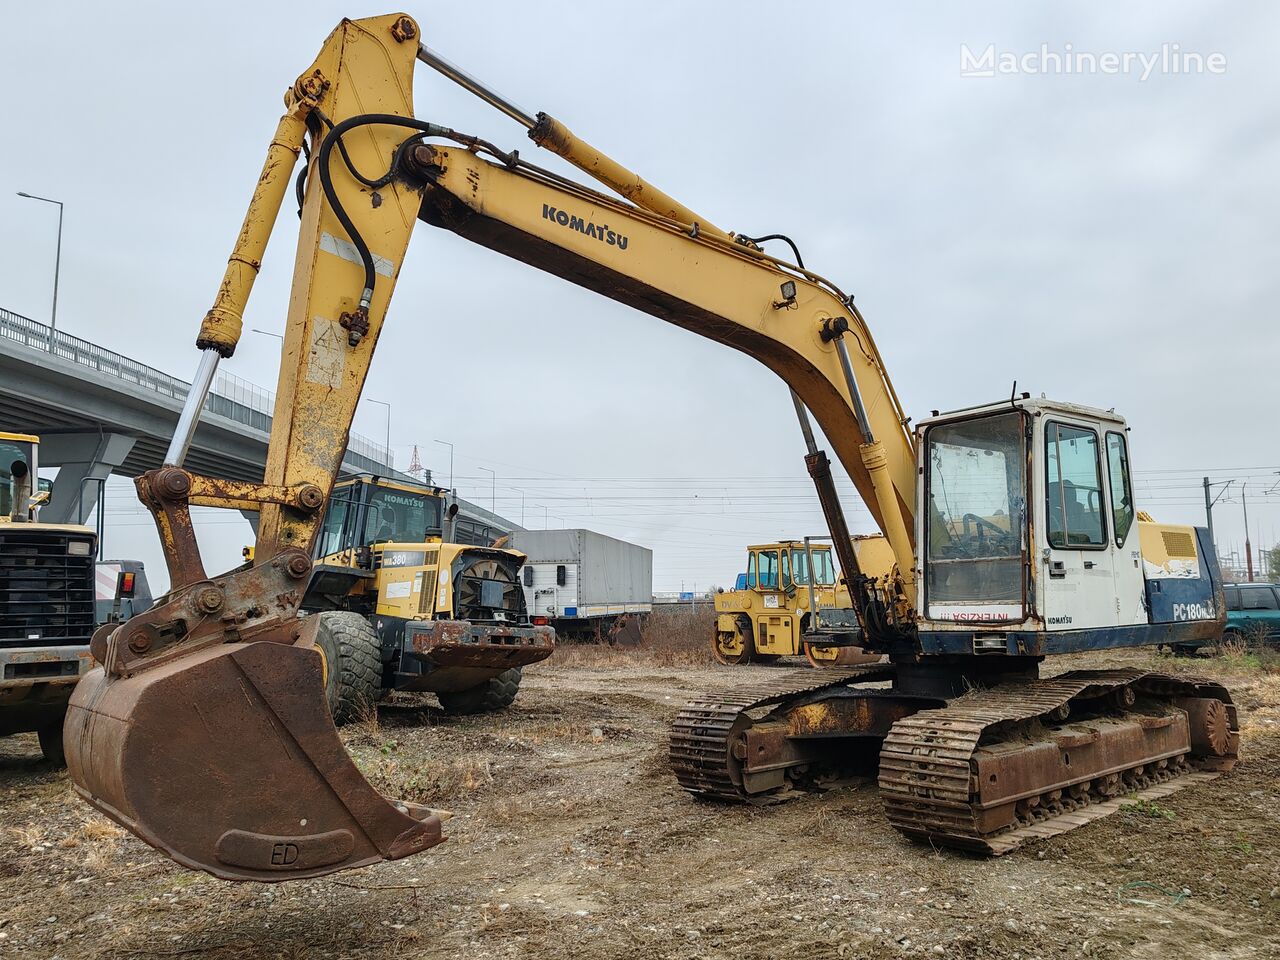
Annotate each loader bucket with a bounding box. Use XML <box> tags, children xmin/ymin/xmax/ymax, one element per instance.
<box><xmin>64</xmin><ymin>634</ymin><xmax>444</xmax><ymax>882</ymax></box>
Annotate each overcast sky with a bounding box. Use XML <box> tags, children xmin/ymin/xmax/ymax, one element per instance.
<box><xmin>3</xmin><ymin>1</ymin><xmax>1277</xmax><ymax>592</ymax></box>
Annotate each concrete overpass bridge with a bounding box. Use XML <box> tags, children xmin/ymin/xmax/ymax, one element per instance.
<box><xmin>0</xmin><ymin>306</ymin><xmax>514</xmax><ymax>535</ymax></box>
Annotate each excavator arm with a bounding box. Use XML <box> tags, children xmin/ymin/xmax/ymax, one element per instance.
<box><xmin>65</xmin><ymin>13</ymin><xmax>919</xmax><ymax>882</ymax></box>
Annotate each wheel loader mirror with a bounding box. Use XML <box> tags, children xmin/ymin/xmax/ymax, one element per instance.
<box><xmin>556</xmin><ymin>564</ymin><xmax>567</xmax><ymax>586</ymax></box>
<box><xmin>447</xmin><ymin>503</ymin><xmax>459</xmax><ymax>519</ymax></box>
<box><xmin>37</xmin><ymin>477</ymin><xmax>53</xmax><ymax>503</ymax></box>
<box><xmin>523</xmin><ymin>566</ymin><xmax>534</xmax><ymax>587</ymax></box>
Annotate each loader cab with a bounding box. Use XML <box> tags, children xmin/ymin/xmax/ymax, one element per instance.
<box><xmin>1</xmin><ymin>432</ymin><xmax>39</xmax><ymax>522</ymax></box>
<box><xmin>315</xmin><ymin>474</ymin><xmax>447</xmax><ymax>562</ymax></box>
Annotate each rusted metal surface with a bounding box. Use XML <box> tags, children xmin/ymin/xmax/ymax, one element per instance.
<box><xmin>786</xmin><ymin>690</ymin><xmax>926</xmax><ymax>738</ymax></box>
<box><xmin>669</xmin><ymin>664</ymin><xmax>896</xmax><ymax>802</ymax></box>
<box><xmin>88</xmin><ymin>547</ymin><xmax>313</xmax><ymax>677</ymax></box>
<box><xmin>135</xmin><ymin>468</ymin><xmax>207</xmax><ymax>591</ymax></box>
<box><xmin>407</xmin><ymin>620</ymin><xmax>554</xmax><ymax>669</ymax></box>
<box><xmin>65</xmin><ymin>614</ymin><xmax>445</xmax><ymax>881</ymax></box>
<box><xmin>879</xmin><ymin>670</ymin><xmax>1240</xmax><ymax>855</ymax></box>
<box><xmin>184</xmin><ymin>474</ymin><xmax>325</xmax><ymax>513</ymax></box>
<box><xmin>803</xmin><ymin>642</ymin><xmax>881</xmax><ymax>668</ymax></box>
<box><xmin>0</xmin><ymin>646</ymin><xmax>91</xmax><ymax>690</ymax></box>
<box><xmin>67</xmin><ymin>453</ymin><xmax>445</xmax><ymax>882</ymax></box>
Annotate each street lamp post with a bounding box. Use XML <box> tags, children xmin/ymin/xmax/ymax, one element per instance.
<box><xmin>478</xmin><ymin>466</ymin><xmax>495</xmax><ymax>512</ymax></box>
<box><xmin>433</xmin><ymin>439</ymin><xmax>454</xmax><ymax>490</ymax></box>
<box><xmin>366</xmin><ymin>398</ymin><xmax>392</xmax><ymax>471</ymax></box>
<box><xmin>17</xmin><ymin>191</ymin><xmax>63</xmax><ymax>350</ymax></box>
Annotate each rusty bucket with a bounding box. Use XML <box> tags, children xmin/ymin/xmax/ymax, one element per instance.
<box><xmin>64</xmin><ymin>625</ymin><xmax>444</xmax><ymax>882</ymax></box>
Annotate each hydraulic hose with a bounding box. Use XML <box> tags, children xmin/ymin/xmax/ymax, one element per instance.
<box><xmin>315</xmin><ymin>114</ymin><xmax>450</xmax><ymax>306</ymax></box>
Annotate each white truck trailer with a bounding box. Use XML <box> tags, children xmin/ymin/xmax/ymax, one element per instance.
<box><xmin>507</xmin><ymin>529</ymin><xmax>652</xmax><ymax>644</ymax></box>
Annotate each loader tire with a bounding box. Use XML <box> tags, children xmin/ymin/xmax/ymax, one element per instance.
<box><xmin>437</xmin><ymin>667</ymin><xmax>523</xmax><ymax>715</ymax></box>
<box><xmin>315</xmin><ymin>611</ymin><xmax>383</xmax><ymax>724</ymax></box>
<box><xmin>37</xmin><ymin>715</ymin><xmax>67</xmax><ymax>766</ymax></box>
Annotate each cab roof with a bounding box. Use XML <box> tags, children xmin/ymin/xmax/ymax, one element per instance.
<box><xmin>334</xmin><ymin>472</ymin><xmax>446</xmax><ymax>497</ymax></box>
<box><xmin>747</xmin><ymin>541</ymin><xmax>832</xmax><ymax>552</ymax></box>
<box><xmin>917</xmin><ymin>396</ymin><xmax>1128</xmax><ymax>430</ymax></box>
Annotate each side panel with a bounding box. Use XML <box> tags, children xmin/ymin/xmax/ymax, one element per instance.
<box><xmin>508</xmin><ymin>529</ymin><xmax>653</xmax><ymax>612</ymax></box>
<box><xmin>1142</xmin><ymin>524</ymin><xmax>1222</xmax><ymax>625</ymax></box>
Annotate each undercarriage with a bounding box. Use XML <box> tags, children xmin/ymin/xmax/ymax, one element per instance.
<box><xmin>671</xmin><ymin>661</ymin><xmax>1238</xmax><ymax>854</ymax></box>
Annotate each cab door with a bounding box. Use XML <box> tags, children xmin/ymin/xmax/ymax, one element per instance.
<box><xmin>1040</xmin><ymin>420</ymin><xmax>1118</xmax><ymax>630</ymax></box>
<box><xmin>1103</xmin><ymin>430</ymin><xmax>1147</xmax><ymax>626</ymax></box>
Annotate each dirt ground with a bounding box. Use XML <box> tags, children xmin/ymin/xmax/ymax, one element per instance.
<box><xmin>2</xmin><ymin>625</ymin><xmax>1278</xmax><ymax>959</ymax></box>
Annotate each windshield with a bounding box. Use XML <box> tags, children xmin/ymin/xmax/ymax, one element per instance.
<box><xmin>925</xmin><ymin>412</ymin><xmax>1026</xmax><ymax>609</ymax></box>
<box><xmin>1</xmin><ymin>439</ymin><xmax>34</xmax><ymax>519</ymax></box>
<box><xmin>792</xmin><ymin>547</ymin><xmax>836</xmax><ymax>586</ymax></box>
<box><xmin>364</xmin><ymin>486</ymin><xmax>442</xmax><ymax>544</ymax></box>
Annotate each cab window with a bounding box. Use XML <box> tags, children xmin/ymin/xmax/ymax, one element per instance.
<box><xmin>814</xmin><ymin>550</ymin><xmax>836</xmax><ymax>585</ymax></box>
<box><xmin>1046</xmin><ymin>423</ymin><xmax>1105</xmax><ymax>548</ymax></box>
<box><xmin>1240</xmin><ymin>586</ymin><xmax>1279</xmax><ymax>611</ymax></box>
<box><xmin>792</xmin><ymin>548</ymin><xmax>836</xmax><ymax>586</ymax></box>
<box><xmin>1224</xmin><ymin>586</ymin><xmax>1241</xmax><ymax>610</ymax></box>
<box><xmin>754</xmin><ymin>550</ymin><xmax>779</xmax><ymax>590</ymax></box>
<box><xmin>364</xmin><ymin>487</ymin><xmax>441</xmax><ymax>544</ymax></box>
<box><xmin>1105</xmin><ymin>432</ymin><xmax>1135</xmax><ymax>547</ymax></box>
<box><xmin>1</xmin><ymin>439</ymin><xmax>33</xmax><ymax>518</ymax></box>
<box><xmin>316</xmin><ymin>496</ymin><xmax>352</xmax><ymax>557</ymax></box>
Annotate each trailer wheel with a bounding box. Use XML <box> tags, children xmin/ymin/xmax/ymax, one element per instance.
<box><xmin>37</xmin><ymin>716</ymin><xmax>66</xmax><ymax>766</ymax></box>
<box><xmin>437</xmin><ymin>667</ymin><xmax>524</xmax><ymax>715</ymax></box>
<box><xmin>314</xmin><ymin>611</ymin><xmax>383</xmax><ymax>724</ymax></box>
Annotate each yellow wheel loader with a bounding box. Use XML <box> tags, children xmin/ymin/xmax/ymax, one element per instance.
<box><xmin>0</xmin><ymin>432</ymin><xmax>98</xmax><ymax>762</ymax></box>
<box><xmin>66</xmin><ymin>14</ymin><xmax>1235</xmax><ymax>882</ymax></box>
<box><xmin>304</xmin><ymin>473</ymin><xmax>553</xmax><ymax>720</ymax></box>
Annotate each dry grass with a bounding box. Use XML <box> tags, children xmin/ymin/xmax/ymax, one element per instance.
<box><xmin>552</xmin><ymin>606</ymin><xmax>716</xmax><ymax>668</ymax></box>
<box><xmin>362</xmin><ymin>752</ymin><xmax>497</xmax><ymax>805</ymax></box>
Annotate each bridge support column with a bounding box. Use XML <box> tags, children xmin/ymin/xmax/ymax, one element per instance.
<box><xmin>38</xmin><ymin>432</ymin><xmax>136</xmax><ymax>524</ymax></box>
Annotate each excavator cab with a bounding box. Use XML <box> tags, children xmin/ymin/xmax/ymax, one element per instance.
<box><xmin>914</xmin><ymin>398</ymin><xmax>1223</xmax><ymax>650</ymax></box>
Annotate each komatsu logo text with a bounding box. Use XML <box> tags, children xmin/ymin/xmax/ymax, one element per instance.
<box><xmin>542</xmin><ymin>205</ymin><xmax>629</xmax><ymax>250</ymax></box>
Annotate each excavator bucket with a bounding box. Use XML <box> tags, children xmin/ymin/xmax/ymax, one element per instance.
<box><xmin>65</xmin><ymin>623</ymin><xmax>444</xmax><ymax>882</ymax></box>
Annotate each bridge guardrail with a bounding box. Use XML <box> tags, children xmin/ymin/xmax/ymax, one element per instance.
<box><xmin>0</xmin><ymin>306</ymin><xmax>392</xmax><ymax>469</ymax></box>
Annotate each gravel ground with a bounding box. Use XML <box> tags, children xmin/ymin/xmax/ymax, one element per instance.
<box><xmin>1</xmin><ymin>644</ymin><xmax>1277</xmax><ymax>959</ymax></box>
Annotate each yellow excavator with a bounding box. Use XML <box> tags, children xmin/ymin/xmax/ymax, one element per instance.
<box><xmin>66</xmin><ymin>14</ymin><xmax>1236</xmax><ymax>881</ymax></box>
